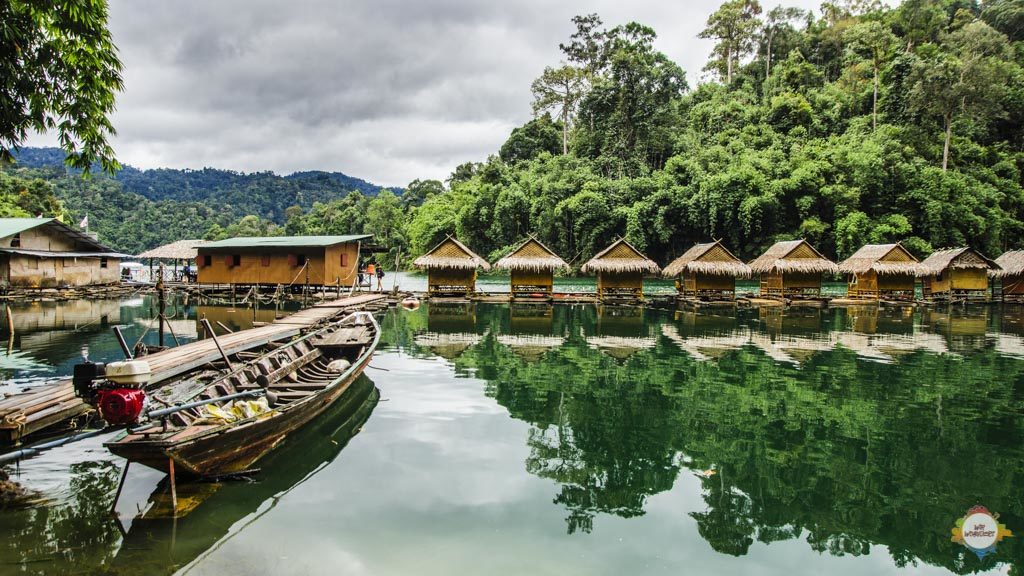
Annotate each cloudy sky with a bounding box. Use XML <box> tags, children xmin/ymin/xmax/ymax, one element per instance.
<box><xmin>30</xmin><ymin>0</ymin><xmax>830</xmax><ymax>186</ymax></box>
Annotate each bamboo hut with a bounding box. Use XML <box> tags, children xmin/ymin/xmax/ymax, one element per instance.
<box><xmin>748</xmin><ymin>239</ymin><xmax>838</xmax><ymax>300</ymax></box>
<box><xmin>992</xmin><ymin>250</ymin><xmax>1024</xmax><ymax>302</ymax></box>
<box><xmin>413</xmin><ymin>236</ymin><xmax>490</xmax><ymax>297</ymax></box>
<box><xmin>916</xmin><ymin>247</ymin><xmax>998</xmax><ymax>301</ymax></box>
<box><xmin>580</xmin><ymin>238</ymin><xmax>660</xmax><ymax>301</ymax></box>
<box><xmin>138</xmin><ymin>239</ymin><xmax>207</xmax><ymax>282</ymax></box>
<box><xmin>493</xmin><ymin>236</ymin><xmax>569</xmax><ymax>299</ymax></box>
<box><xmin>837</xmin><ymin>243</ymin><xmax>920</xmax><ymax>300</ymax></box>
<box><xmin>662</xmin><ymin>240</ymin><xmax>751</xmax><ymax>301</ymax></box>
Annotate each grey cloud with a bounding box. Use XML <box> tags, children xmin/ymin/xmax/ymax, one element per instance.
<box><xmin>29</xmin><ymin>0</ymin><xmax>830</xmax><ymax>186</ymax></box>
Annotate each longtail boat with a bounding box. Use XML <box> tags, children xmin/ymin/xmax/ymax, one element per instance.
<box><xmin>75</xmin><ymin>311</ymin><xmax>379</xmax><ymax>478</ymax></box>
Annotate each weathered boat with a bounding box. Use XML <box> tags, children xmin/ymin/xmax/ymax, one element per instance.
<box><xmin>79</xmin><ymin>311</ymin><xmax>379</xmax><ymax>478</ymax></box>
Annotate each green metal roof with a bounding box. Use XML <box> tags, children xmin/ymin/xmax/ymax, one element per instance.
<box><xmin>0</xmin><ymin>218</ymin><xmax>54</xmax><ymax>239</ymax></box>
<box><xmin>200</xmin><ymin>234</ymin><xmax>373</xmax><ymax>249</ymax></box>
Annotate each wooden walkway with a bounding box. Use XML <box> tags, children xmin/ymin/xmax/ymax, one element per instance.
<box><xmin>0</xmin><ymin>293</ymin><xmax>386</xmax><ymax>444</ymax></box>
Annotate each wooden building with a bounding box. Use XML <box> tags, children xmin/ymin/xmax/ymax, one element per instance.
<box><xmin>581</xmin><ymin>238</ymin><xmax>660</xmax><ymax>301</ymax></box>
<box><xmin>413</xmin><ymin>236</ymin><xmax>490</xmax><ymax>297</ymax></box>
<box><xmin>748</xmin><ymin>239</ymin><xmax>837</xmax><ymax>300</ymax></box>
<box><xmin>0</xmin><ymin>218</ymin><xmax>124</xmax><ymax>288</ymax></box>
<box><xmin>493</xmin><ymin>236</ymin><xmax>569</xmax><ymax>300</ymax></box>
<box><xmin>662</xmin><ymin>240</ymin><xmax>751</xmax><ymax>301</ymax></box>
<box><xmin>917</xmin><ymin>247</ymin><xmax>999</xmax><ymax>301</ymax></box>
<box><xmin>196</xmin><ymin>235</ymin><xmax>371</xmax><ymax>287</ymax></box>
<box><xmin>992</xmin><ymin>250</ymin><xmax>1024</xmax><ymax>302</ymax></box>
<box><xmin>837</xmin><ymin>243</ymin><xmax>920</xmax><ymax>300</ymax></box>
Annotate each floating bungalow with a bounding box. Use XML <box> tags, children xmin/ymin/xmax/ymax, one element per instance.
<box><xmin>837</xmin><ymin>243</ymin><xmax>920</xmax><ymax>301</ymax></box>
<box><xmin>916</xmin><ymin>247</ymin><xmax>998</xmax><ymax>302</ymax></box>
<box><xmin>413</xmin><ymin>236</ymin><xmax>490</xmax><ymax>297</ymax></box>
<box><xmin>580</xmin><ymin>238</ymin><xmax>660</xmax><ymax>302</ymax></box>
<box><xmin>493</xmin><ymin>236</ymin><xmax>569</xmax><ymax>300</ymax></box>
<box><xmin>748</xmin><ymin>239</ymin><xmax>837</xmax><ymax>301</ymax></box>
<box><xmin>0</xmin><ymin>218</ymin><xmax>124</xmax><ymax>288</ymax></box>
<box><xmin>662</xmin><ymin>240</ymin><xmax>751</xmax><ymax>302</ymax></box>
<box><xmin>195</xmin><ymin>235</ymin><xmax>371</xmax><ymax>287</ymax></box>
<box><xmin>992</xmin><ymin>250</ymin><xmax>1024</xmax><ymax>302</ymax></box>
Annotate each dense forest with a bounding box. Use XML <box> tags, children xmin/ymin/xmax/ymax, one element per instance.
<box><xmin>3</xmin><ymin>0</ymin><xmax>1024</xmax><ymax>269</ymax></box>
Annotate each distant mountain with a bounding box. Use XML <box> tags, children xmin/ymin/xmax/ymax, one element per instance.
<box><xmin>11</xmin><ymin>147</ymin><xmax>390</xmax><ymax>203</ymax></box>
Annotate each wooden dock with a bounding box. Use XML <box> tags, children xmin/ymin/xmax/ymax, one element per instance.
<box><xmin>0</xmin><ymin>293</ymin><xmax>386</xmax><ymax>445</ymax></box>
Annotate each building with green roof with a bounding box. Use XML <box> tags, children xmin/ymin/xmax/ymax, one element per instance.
<box><xmin>196</xmin><ymin>235</ymin><xmax>373</xmax><ymax>287</ymax></box>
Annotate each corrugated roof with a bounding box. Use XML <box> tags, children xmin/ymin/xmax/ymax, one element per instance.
<box><xmin>0</xmin><ymin>218</ymin><xmax>53</xmax><ymax>239</ymax></box>
<box><xmin>200</xmin><ymin>235</ymin><xmax>373</xmax><ymax>249</ymax></box>
<box><xmin>0</xmin><ymin>248</ymin><xmax>128</xmax><ymax>258</ymax></box>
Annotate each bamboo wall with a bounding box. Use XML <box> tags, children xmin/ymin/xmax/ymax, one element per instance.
<box><xmin>597</xmin><ymin>271</ymin><xmax>642</xmax><ymax>299</ymax></box>
<box><xmin>760</xmin><ymin>271</ymin><xmax>822</xmax><ymax>298</ymax></box>
<box><xmin>1003</xmin><ymin>274</ymin><xmax>1024</xmax><ymax>296</ymax></box>
<box><xmin>427</xmin><ymin>268</ymin><xmax>476</xmax><ymax>295</ymax></box>
<box><xmin>679</xmin><ymin>272</ymin><xmax>735</xmax><ymax>298</ymax></box>
<box><xmin>923</xmin><ymin>269</ymin><xmax>989</xmax><ymax>295</ymax></box>
<box><xmin>848</xmin><ymin>271</ymin><xmax>915</xmax><ymax>299</ymax></box>
<box><xmin>510</xmin><ymin>269</ymin><xmax>553</xmax><ymax>295</ymax></box>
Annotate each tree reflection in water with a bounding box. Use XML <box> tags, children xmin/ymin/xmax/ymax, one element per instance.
<box><xmin>428</xmin><ymin>303</ymin><xmax>1024</xmax><ymax>573</ymax></box>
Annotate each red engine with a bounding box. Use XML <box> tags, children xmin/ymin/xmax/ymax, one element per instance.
<box><xmin>95</xmin><ymin>388</ymin><xmax>146</xmax><ymax>425</ymax></box>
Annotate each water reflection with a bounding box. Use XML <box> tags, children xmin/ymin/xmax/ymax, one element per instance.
<box><xmin>0</xmin><ymin>376</ymin><xmax>378</xmax><ymax>575</ymax></box>
<box><xmin>403</xmin><ymin>302</ymin><xmax>1024</xmax><ymax>573</ymax></box>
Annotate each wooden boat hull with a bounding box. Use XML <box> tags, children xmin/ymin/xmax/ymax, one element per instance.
<box><xmin>105</xmin><ymin>315</ymin><xmax>379</xmax><ymax>478</ymax></box>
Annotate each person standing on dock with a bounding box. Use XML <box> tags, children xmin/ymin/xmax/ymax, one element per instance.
<box><xmin>376</xmin><ymin>265</ymin><xmax>385</xmax><ymax>291</ymax></box>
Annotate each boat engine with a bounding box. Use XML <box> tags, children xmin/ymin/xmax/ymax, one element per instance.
<box><xmin>73</xmin><ymin>360</ymin><xmax>152</xmax><ymax>425</ymax></box>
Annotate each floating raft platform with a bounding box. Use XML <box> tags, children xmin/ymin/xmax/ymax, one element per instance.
<box><xmin>0</xmin><ymin>293</ymin><xmax>386</xmax><ymax>445</ymax></box>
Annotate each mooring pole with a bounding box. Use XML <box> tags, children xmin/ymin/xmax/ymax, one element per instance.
<box><xmin>201</xmin><ymin>318</ymin><xmax>235</xmax><ymax>371</ymax></box>
<box><xmin>157</xmin><ymin>264</ymin><xmax>166</xmax><ymax>348</ymax></box>
<box><xmin>168</xmin><ymin>457</ymin><xmax>178</xmax><ymax>516</ymax></box>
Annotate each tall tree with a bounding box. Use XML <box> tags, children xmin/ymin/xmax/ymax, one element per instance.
<box><xmin>760</xmin><ymin>6</ymin><xmax>807</xmax><ymax>79</ymax></box>
<box><xmin>531</xmin><ymin>66</ymin><xmax>588</xmax><ymax>154</ymax></box>
<box><xmin>559</xmin><ymin>13</ymin><xmax>609</xmax><ymax>74</ymax></box>
<box><xmin>910</xmin><ymin>21</ymin><xmax>1012</xmax><ymax>170</ymax></box>
<box><xmin>0</xmin><ymin>0</ymin><xmax>123</xmax><ymax>173</ymax></box>
<box><xmin>844</xmin><ymin>21</ymin><xmax>898</xmax><ymax>130</ymax></box>
<box><xmin>700</xmin><ymin>0</ymin><xmax>764</xmax><ymax>85</ymax></box>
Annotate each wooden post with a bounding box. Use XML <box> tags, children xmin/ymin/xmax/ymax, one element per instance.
<box><xmin>157</xmin><ymin>264</ymin><xmax>166</xmax><ymax>348</ymax></box>
<box><xmin>168</xmin><ymin>457</ymin><xmax>178</xmax><ymax>516</ymax></box>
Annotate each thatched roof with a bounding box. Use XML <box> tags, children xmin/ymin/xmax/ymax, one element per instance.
<box><xmin>993</xmin><ymin>250</ymin><xmax>1024</xmax><ymax>278</ymax></box>
<box><xmin>137</xmin><ymin>239</ymin><xmax>207</xmax><ymax>260</ymax></box>
<box><xmin>837</xmin><ymin>243</ymin><xmax>920</xmax><ymax>275</ymax></box>
<box><xmin>494</xmin><ymin>236</ymin><xmax>569</xmax><ymax>272</ymax></box>
<box><xmin>413</xmin><ymin>236</ymin><xmax>491</xmax><ymax>271</ymax></box>
<box><xmin>916</xmin><ymin>247</ymin><xmax>999</xmax><ymax>277</ymax></box>
<box><xmin>580</xmin><ymin>238</ymin><xmax>661</xmax><ymax>275</ymax></box>
<box><xmin>662</xmin><ymin>240</ymin><xmax>752</xmax><ymax>278</ymax></box>
<box><xmin>748</xmin><ymin>239</ymin><xmax>838</xmax><ymax>275</ymax></box>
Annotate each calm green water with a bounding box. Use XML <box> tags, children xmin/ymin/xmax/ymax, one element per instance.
<box><xmin>0</xmin><ymin>299</ymin><xmax>1023</xmax><ymax>575</ymax></box>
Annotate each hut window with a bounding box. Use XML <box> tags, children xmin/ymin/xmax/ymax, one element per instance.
<box><xmin>100</xmin><ymin>258</ymin><xmax>108</xmax><ymax>269</ymax></box>
<box><xmin>225</xmin><ymin>254</ymin><xmax>241</xmax><ymax>267</ymax></box>
<box><xmin>340</xmin><ymin>253</ymin><xmax>348</xmax><ymax>267</ymax></box>
<box><xmin>10</xmin><ymin>234</ymin><xmax>20</xmax><ymax>248</ymax></box>
<box><xmin>288</xmin><ymin>254</ymin><xmax>306</xmax><ymax>267</ymax></box>
<box><xmin>198</xmin><ymin>255</ymin><xmax>212</xmax><ymax>268</ymax></box>
<box><xmin>261</xmin><ymin>255</ymin><xmax>271</xmax><ymax>267</ymax></box>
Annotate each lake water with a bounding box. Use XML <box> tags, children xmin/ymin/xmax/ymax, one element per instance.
<box><xmin>0</xmin><ymin>297</ymin><xmax>1022</xmax><ymax>575</ymax></box>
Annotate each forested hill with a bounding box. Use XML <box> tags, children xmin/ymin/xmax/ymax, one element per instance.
<box><xmin>398</xmin><ymin>0</ymin><xmax>1024</xmax><ymax>270</ymax></box>
<box><xmin>0</xmin><ymin>147</ymin><xmax>397</xmax><ymax>254</ymax></box>
<box><xmin>11</xmin><ymin>147</ymin><xmax>386</xmax><ymax>201</ymax></box>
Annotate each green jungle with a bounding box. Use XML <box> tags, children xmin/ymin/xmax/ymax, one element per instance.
<box><xmin>4</xmin><ymin>0</ymin><xmax>1024</xmax><ymax>270</ymax></box>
